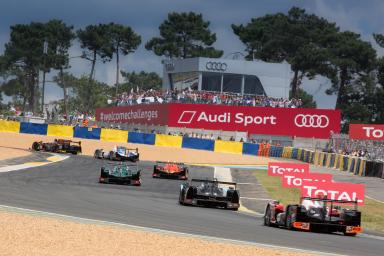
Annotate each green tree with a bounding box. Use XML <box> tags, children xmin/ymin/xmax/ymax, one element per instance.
<box><xmin>106</xmin><ymin>23</ymin><xmax>141</xmax><ymax>95</ymax></box>
<box><xmin>290</xmin><ymin>88</ymin><xmax>316</xmax><ymax>108</ymax></box>
<box><xmin>326</xmin><ymin>31</ymin><xmax>376</xmax><ymax>110</ymax></box>
<box><xmin>119</xmin><ymin>71</ymin><xmax>162</xmax><ymax>93</ymax></box>
<box><xmin>232</xmin><ymin>7</ymin><xmax>338</xmax><ymax>98</ymax></box>
<box><xmin>146</xmin><ymin>12</ymin><xmax>223</xmax><ymax>58</ymax></box>
<box><xmin>77</xmin><ymin>24</ymin><xmax>113</xmax><ymax>81</ymax></box>
<box><xmin>70</xmin><ymin>75</ymin><xmax>110</xmax><ymax>113</ymax></box>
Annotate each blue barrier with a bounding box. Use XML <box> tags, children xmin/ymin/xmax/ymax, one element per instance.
<box><xmin>128</xmin><ymin>132</ymin><xmax>155</xmax><ymax>145</ymax></box>
<box><xmin>181</xmin><ymin>137</ymin><xmax>214</xmax><ymax>151</ymax></box>
<box><xmin>242</xmin><ymin>143</ymin><xmax>260</xmax><ymax>155</ymax></box>
<box><xmin>20</xmin><ymin>122</ymin><xmax>48</xmax><ymax>135</ymax></box>
<box><xmin>343</xmin><ymin>156</ymin><xmax>349</xmax><ymax>171</ymax></box>
<box><xmin>73</xmin><ymin>127</ymin><xmax>101</xmax><ymax>140</ymax></box>
<box><xmin>291</xmin><ymin>148</ymin><xmax>298</xmax><ymax>159</ymax></box>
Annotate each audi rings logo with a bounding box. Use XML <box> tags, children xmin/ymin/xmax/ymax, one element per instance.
<box><xmin>206</xmin><ymin>62</ymin><xmax>227</xmax><ymax>71</ymax></box>
<box><xmin>294</xmin><ymin>114</ymin><xmax>330</xmax><ymax>128</ymax></box>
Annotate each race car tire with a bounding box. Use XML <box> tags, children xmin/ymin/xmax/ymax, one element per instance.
<box><xmin>286</xmin><ymin>205</ymin><xmax>295</xmax><ymax>230</ymax></box>
<box><xmin>32</xmin><ymin>142</ymin><xmax>41</xmax><ymax>151</ymax></box>
<box><xmin>264</xmin><ymin>205</ymin><xmax>272</xmax><ymax>226</ymax></box>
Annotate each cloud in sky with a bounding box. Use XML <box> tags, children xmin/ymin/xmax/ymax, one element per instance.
<box><xmin>0</xmin><ymin>0</ymin><xmax>382</xmax><ymax>107</ymax></box>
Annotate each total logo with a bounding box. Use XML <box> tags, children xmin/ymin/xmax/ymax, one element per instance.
<box><xmin>177</xmin><ymin>111</ymin><xmax>277</xmax><ymax>126</ymax></box>
<box><xmin>294</xmin><ymin>114</ymin><xmax>329</xmax><ymax>128</ymax></box>
<box><xmin>363</xmin><ymin>126</ymin><xmax>383</xmax><ymax>139</ymax></box>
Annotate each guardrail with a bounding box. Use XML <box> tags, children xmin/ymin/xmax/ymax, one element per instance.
<box><xmin>0</xmin><ymin>119</ymin><xmax>382</xmax><ymax>179</ymax></box>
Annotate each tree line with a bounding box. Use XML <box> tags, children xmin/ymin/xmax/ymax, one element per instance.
<box><xmin>0</xmin><ymin>8</ymin><xmax>383</xmax><ymax>130</ymax></box>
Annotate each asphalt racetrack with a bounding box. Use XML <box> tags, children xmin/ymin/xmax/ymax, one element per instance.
<box><xmin>0</xmin><ymin>155</ymin><xmax>382</xmax><ymax>256</ymax></box>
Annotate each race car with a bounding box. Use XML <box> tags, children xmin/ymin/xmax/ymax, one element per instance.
<box><xmin>94</xmin><ymin>146</ymin><xmax>139</xmax><ymax>162</ymax></box>
<box><xmin>179</xmin><ymin>178</ymin><xmax>240</xmax><ymax>210</ymax></box>
<box><xmin>32</xmin><ymin>139</ymin><xmax>82</xmax><ymax>155</ymax></box>
<box><xmin>264</xmin><ymin>196</ymin><xmax>362</xmax><ymax>236</ymax></box>
<box><xmin>152</xmin><ymin>161</ymin><xmax>189</xmax><ymax>180</ymax></box>
<box><xmin>99</xmin><ymin>162</ymin><xmax>141</xmax><ymax>186</ymax></box>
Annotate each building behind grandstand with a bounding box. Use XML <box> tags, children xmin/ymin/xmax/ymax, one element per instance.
<box><xmin>162</xmin><ymin>57</ymin><xmax>291</xmax><ymax>98</ymax></box>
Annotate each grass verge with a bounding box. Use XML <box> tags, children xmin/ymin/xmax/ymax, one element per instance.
<box><xmin>254</xmin><ymin>170</ymin><xmax>384</xmax><ymax>233</ymax></box>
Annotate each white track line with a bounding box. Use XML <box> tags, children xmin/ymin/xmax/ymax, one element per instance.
<box><xmin>0</xmin><ymin>204</ymin><xmax>345</xmax><ymax>256</ymax></box>
<box><xmin>0</xmin><ymin>154</ymin><xmax>68</xmax><ymax>173</ymax></box>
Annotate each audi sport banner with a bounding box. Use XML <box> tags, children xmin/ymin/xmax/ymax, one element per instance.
<box><xmin>300</xmin><ymin>181</ymin><xmax>365</xmax><ymax>205</ymax></box>
<box><xmin>282</xmin><ymin>173</ymin><xmax>333</xmax><ymax>188</ymax></box>
<box><xmin>268</xmin><ymin>162</ymin><xmax>309</xmax><ymax>177</ymax></box>
<box><xmin>349</xmin><ymin>124</ymin><xmax>384</xmax><ymax>141</ymax></box>
<box><xmin>167</xmin><ymin>104</ymin><xmax>340</xmax><ymax>139</ymax></box>
<box><xmin>96</xmin><ymin>104</ymin><xmax>169</xmax><ymax>125</ymax></box>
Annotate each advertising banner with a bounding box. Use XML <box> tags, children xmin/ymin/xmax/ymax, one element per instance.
<box><xmin>268</xmin><ymin>162</ymin><xmax>309</xmax><ymax>177</ymax></box>
<box><xmin>349</xmin><ymin>124</ymin><xmax>384</xmax><ymax>141</ymax></box>
<box><xmin>96</xmin><ymin>104</ymin><xmax>169</xmax><ymax>125</ymax></box>
<box><xmin>282</xmin><ymin>173</ymin><xmax>333</xmax><ymax>188</ymax></box>
<box><xmin>300</xmin><ymin>181</ymin><xmax>365</xmax><ymax>205</ymax></box>
<box><xmin>167</xmin><ymin>104</ymin><xmax>340</xmax><ymax>138</ymax></box>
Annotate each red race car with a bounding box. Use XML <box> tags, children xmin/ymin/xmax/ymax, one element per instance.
<box><xmin>264</xmin><ymin>196</ymin><xmax>362</xmax><ymax>236</ymax></box>
<box><xmin>152</xmin><ymin>161</ymin><xmax>189</xmax><ymax>180</ymax></box>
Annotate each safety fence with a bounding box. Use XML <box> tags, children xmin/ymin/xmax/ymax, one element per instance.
<box><xmin>0</xmin><ymin>120</ymin><xmax>382</xmax><ymax>179</ymax></box>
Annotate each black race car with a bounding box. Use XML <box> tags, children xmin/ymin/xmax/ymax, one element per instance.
<box><xmin>32</xmin><ymin>139</ymin><xmax>82</xmax><ymax>155</ymax></box>
<box><xmin>264</xmin><ymin>197</ymin><xmax>362</xmax><ymax>236</ymax></box>
<box><xmin>153</xmin><ymin>161</ymin><xmax>188</xmax><ymax>180</ymax></box>
<box><xmin>94</xmin><ymin>146</ymin><xmax>139</xmax><ymax>162</ymax></box>
<box><xmin>179</xmin><ymin>179</ymin><xmax>240</xmax><ymax>210</ymax></box>
<box><xmin>99</xmin><ymin>162</ymin><xmax>141</xmax><ymax>186</ymax></box>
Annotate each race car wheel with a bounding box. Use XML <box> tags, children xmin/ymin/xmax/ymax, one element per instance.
<box><xmin>264</xmin><ymin>206</ymin><xmax>272</xmax><ymax>226</ymax></box>
<box><xmin>32</xmin><ymin>142</ymin><xmax>41</xmax><ymax>151</ymax></box>
<box><xmin>286</xmin><ymin>206</ymin><xmax>295</xmax><ymax>230</ymax></box>
<box><xmin>178</xmin><ymin>192</ymin><xmax>184</xmax><ymax>205</ymax></box>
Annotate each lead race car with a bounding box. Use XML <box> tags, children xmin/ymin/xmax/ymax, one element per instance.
<box><xmin>99</xmin><ymin>161</ymin><xmax>141</xmax><ymax>186</ymax></box>
<box><xmin>153</xmin><ymin>161</ymin><xmax>189</xmax><ymax>180</ymax></box>
<box><xmin>94</xmin><ymin>146</ymin><xmax>139</xmax><ymax>162</ymax></box>
<box><xmin>264</xmin><ymin>196</ymin><xmax>362</xmax><ymax>236</ymax></box>
<box><xmin>179</xmin><ymin>178</ymin><xmax>240</xmax><ymax>210</ymax></box>
<box><xmin>32</xmin><ymin>139</ymin><xmax>82</xmax><ymax>155</ymax></box>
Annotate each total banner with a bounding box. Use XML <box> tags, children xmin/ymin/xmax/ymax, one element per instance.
<box><xmin>96</xmin><ymin>104</ymin><xmax>169</xmax><ymax>125</ymax></box>
<box><xmin>300</xmin><ymin>181</ymin><xmax>365</xmax><ymax>205</ymax></box>
<box><xmin>268</xmin><ymin>162</ymin><xmax>310</xmax><ymax>177</ymax></box>
<box><xmin>167</xmin><ymin>104</ymin><xmax>340</xmax><ymax>138</ymax></box>
<box><xmin>349</xmin><ymin>124</ymin><xmax>384</xmax><ymax>141</ymax></box>
<box><xmin>282</xmin><ymin>173</ymin><xmax>333</xmax><ymax>188</ymax></box>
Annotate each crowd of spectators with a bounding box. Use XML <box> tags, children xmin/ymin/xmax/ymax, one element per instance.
<box><xmin>115</xmin><ymin>88</ymin><xmax>303</xmax><ymax>108</ymax></box>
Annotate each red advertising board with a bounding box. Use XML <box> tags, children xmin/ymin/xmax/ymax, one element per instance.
<box><xmin>282</xmin><ymin>173</ymin><xmax>333</xmax><ymax>188</ymax></box>
<box><xmin>96</xmin><ymin>104</ymin><xmax>169</xmax><ymax>125</ymax></box>
<box><xmin>167</xmin><ymin>104</ymin><xmax>340</xmax><ymax>138</ymax></box>
<box><xmin>300</xmin><ymin>181</ymin><xmax>365</xmax><ymax>205</ymax></box>
<box><xmin>349</xmin><ymin>124</ymin><xmax>384</xmax><ymax>141</ymax></box>
<box><xmin>268</xmin><ymin>162</ymin><xmax>309</xmax><ymax>177</ymax></box>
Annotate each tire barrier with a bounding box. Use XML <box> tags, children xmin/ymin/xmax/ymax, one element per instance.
<box><xmin>0</xmin><ymin>119</ymin><xmax>381</xmax><ymax>178</ymax></box>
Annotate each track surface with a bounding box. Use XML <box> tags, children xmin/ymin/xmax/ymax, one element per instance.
<box><xmin>0</xmin><ymin>155</ymin><xmax>382</xmax><ymax>256</ymax></box>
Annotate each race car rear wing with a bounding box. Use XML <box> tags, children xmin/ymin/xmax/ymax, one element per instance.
<box><xmin>301</xmin><ymin>196</ymin><xmax>359</xmax><ymax>204</ymax></box>
<box><xmin>156</xmin><ymin>161</ymin><xmax>185</xmax><ymax>166</ymax></box>
<box><xmin>190</xmin><ymin>178</ymin><xmax>237</xmax><ymax>186</ymax></box>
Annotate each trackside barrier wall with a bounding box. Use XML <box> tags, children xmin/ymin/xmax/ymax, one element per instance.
<box><xmin>73</xmin><ymin>127</ymin><xmax>101</xmax><ymax>140</ymax></box>
<box><xmin>0</xmin><ymin>120</ymin><xmax>20</xmax><ymax>133</ymax></box>
<box><xmin>47</xmin><ymin>124</ymin><xmax>74</xmax><ymax>138</ymax></box>
<box><xmin>100</xmin><ymin>129</ymin><xmax>128</xmax><ymax>143</ymax></box>
<box><xmin>20</xmin><ymin>122</ymin><xmax>48</xmax><ymax>135</ymax></box>
<box><xmin>181</xmin><ymin>137</ymin><xmax>214</xmax><ymax>151</ymax></box>
<box><xmin>155</xmin><ymin>134</ymin><xmax>182</xmax><ymax>148</ymax></box>
<box><xmin>214</xmin><ymin>140</ymin><xmax>243</xmax><ymax>154</ymax></box>
<box><xmin>242</xmin><ymin>143</ymin><xmax>260</xmax><ymax>155</ymax></box>
<box><xmin>127</xmin><ymin>132</ymin><xmax>155</xmax><ymax>145</ymax></box>
<box><xmin>0</xmin><ymin>119</ymin><xmax>379</xmax><ymax>178</ymax></box>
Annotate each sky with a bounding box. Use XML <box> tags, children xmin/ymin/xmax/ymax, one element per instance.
<box><xmin>1</xmin><ymin>0</ymin><xmax>384</xmax><ymax>108</ymax></box>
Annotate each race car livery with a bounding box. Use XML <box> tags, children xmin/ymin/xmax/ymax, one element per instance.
<box><xmin>99</xmin><ymin>162</ymin><xmax>141</xmax><ymax>186</ymax></box>
<box><xmin>153</xmin><ymin>161</ymin><xmax>188</xmax><ymax>180</ymax></box>
<box><xmin>94</xmin><ymin>146</ymin><xmax>139</xmax><ymax>162</ymax></box>
<box><xmin>179</xmin><ymin>179</ymin><xmax>240</xmax><ymax>210</ymax></box>
<box><xmin>264</xmin><ymin>197</ymin><xmax>362</xmax><ymax>236</ymax></box>
<box><xmin>32</xmin><ymin>139</ymin><xmax>82</xmax><ymax>155</ymax></box>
